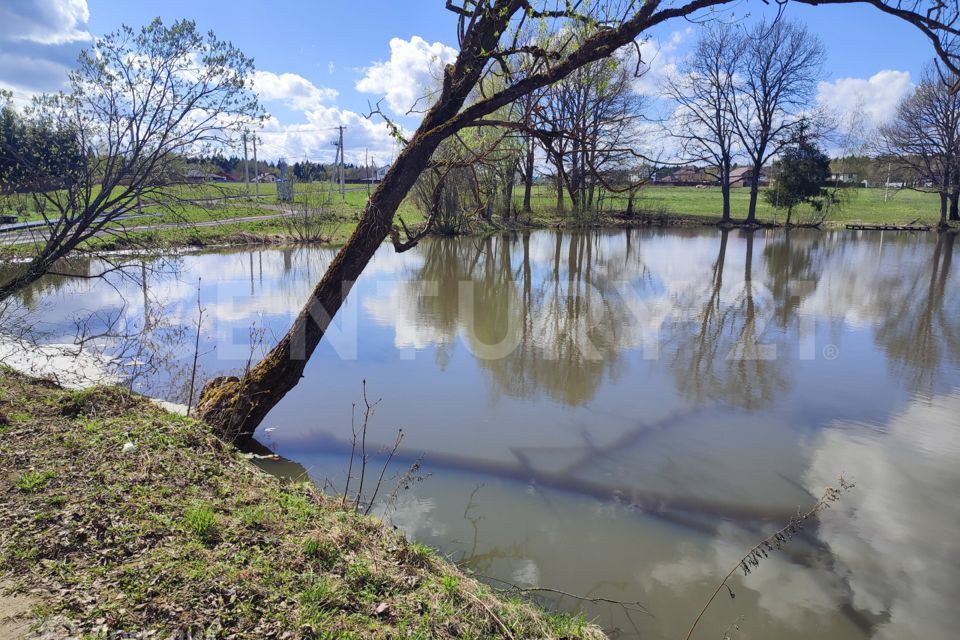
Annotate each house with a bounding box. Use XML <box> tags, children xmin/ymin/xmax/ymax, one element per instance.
<box><xmin>661</xmin><ymin>166</ymin><xmax>714</xmax><ymax>186</ymax></box>
<box><xmin>184</xmin><ymin>169</ymin><xmax>218</xmax><ymax>183</ymax></box>
<box><xmin>829</xmin><ymin>172</ymin><xmax>858</xmax><ymax>184</ymax></box>
<box><xmin>361</xmin><ymin>165</ymin><xmax>391</xmax><ymax>183</ymax></box>
<box><xmin>728</xmin><ymin>166</ymin><xmax>769</xmax><ymax>188</ymax></box>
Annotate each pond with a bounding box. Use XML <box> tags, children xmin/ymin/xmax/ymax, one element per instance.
<box><xmin>6</xmin><ymin>227</ymin><xmax>960</xmax><ymax>639</ymax></box>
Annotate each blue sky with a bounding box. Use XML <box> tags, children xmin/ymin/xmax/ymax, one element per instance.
<box><xmin>0</xmin><ymin>0</ymin><xmax>939</xmax><ymax>163</ymax></box>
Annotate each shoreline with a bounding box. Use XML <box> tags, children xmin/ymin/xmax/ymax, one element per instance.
<box><xmin>0</xmin><ymin>368</ymin><xmax>606</xmax><ymax>639</ymax></box>
<box><xmin>5</xmin><ymin>207</ymin><xmax>956</xmax><ymax>260</ymax></box>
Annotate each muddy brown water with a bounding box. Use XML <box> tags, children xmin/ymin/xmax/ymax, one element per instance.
<box><xmin>7</xmin><ymin>228</ymin><xmax>960</xmax><ymax>639</ymax></box>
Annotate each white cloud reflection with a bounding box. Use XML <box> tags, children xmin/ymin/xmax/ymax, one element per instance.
<box><xmin>806</xmin><ymin>391</ymin><xmax>960</xmax><ymax>639</ymax></box>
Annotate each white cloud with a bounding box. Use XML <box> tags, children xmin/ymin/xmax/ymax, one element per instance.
<box><xmin>0</xmin><ymin>0</ymin><xmax>90</xmax><ymax>45</ymax></box>
<box><xmin>816</xmin><ymin>70</ymin><xmax>914</xmax><ymax>131</ymax></box>
<box><xmin>807</xmin><ymin>392</ymin><xmax>960</xmax><ymax>639</ymax></box>
<box><xmin>0</xmin><ymin>0</ymin><xmax>91</xmax><ymax>97</ymax></box>
<box><xmin>249</xmin><ymin>67</ymin><xmax>402</xmax><ymax>163</ymax></box>
<box><xmin>254</xmin><ymin>106</ymin><xmax>400</xmax><ymax>165</ymax></box>
<box><xmin>252</xmin><ymin>70</ymin><xmax>338</xmax><ymax>110</ymax></box>
<box><xmin>355</xmin><ymin>36</ymin><xmax>457</xmax><ymax>116</ymax></box>
<box><xmin>631</xmin><ymin>28</ymin><xmax>689</xmax><ymax>97</ymax></box>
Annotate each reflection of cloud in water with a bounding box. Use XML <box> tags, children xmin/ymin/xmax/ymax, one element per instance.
<box><xmin>642</xmin><ymin>523</ymin><xmax>847</xmax><ymax>631</ymax></box>
<box><xmin>807</xmin><ymin>391</ymin><xmax>960</xmax><ymax>639</ymax></box>
<box><xmin>511</xmin><ymin>558</ymin><xmax>541</xmax><ymax>587</ymax></box>
<box><xmin>641</xmin><ymin>392</ymin><xmax>960</xmax><ymax>637</ymax></box>
<box><xmin>383</xmin><ymin>494</ymin><xmax>448</xmax><ymax>540</ymax></box>
<box><xmin>363</xmin><ymin>282</ymin><xmax>450</xmax><ymax>350</ymax></box>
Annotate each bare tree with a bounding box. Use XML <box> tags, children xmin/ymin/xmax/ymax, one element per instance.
<box><xmin>730</xmin><ymin>17</ymin><xmax>825</xmax><ymax>224</ymax></box>
<box><xmin>0</xmin><ymin>18</ymin><xmax>261</xmax><ymax>300</ymax></box>
<box><xmin>532</xmin><ymin>37</ymin><xmax>645</xmax><ymax>217</ymax></box>
<box><xmin>880</xmin><ymin>64</ymin><xmax>960</xmax><ymax>228</ymax></box>
<box><xmin>195</xmin><ymin>1</ymin><xmax>960</xmax><ymax>445</ymax></box>
<box><xmin>494</xmin><ymin>46</ymin><xmax>547</xmax><ymax>215</ymax></box>
<box><xmin>666</xmin><ymin>23</ymin><xmax>739</xmax><ymax>222</ymax></box>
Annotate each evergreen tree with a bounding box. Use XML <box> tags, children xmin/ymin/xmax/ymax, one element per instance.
<box><xmin>765</xmin><ymin>123</ymin><xmax>839</xmax><ymax>225</ymax></box>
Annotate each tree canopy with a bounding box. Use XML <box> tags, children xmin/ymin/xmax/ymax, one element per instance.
<box><xmin>0</xmin><ymin>95</ymin><xmax>85</xmax><ymax>196</ymax></box>
<box><xmin>0</xmin><ymin>18</ymin><xmax>262</xmax><ymax>301</ymax></box>
<box><xmin>765</xmin><ymin>123</ymin><xmax>837</xmax><ymax>224</ymax></box>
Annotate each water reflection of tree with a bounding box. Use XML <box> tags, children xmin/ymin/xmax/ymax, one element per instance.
<box><xmin>410</xmin><ymin>232</ymin><xmax>644</xmax><ymax>405</ymax></box>
<box><xmin>671</xmin><ymin>231</ymin><xmax>788</xmax><ymax>410</ymax></box>
<box><xmin>3</xmin><ymin>257</ymin><xmax>114</xmax><ymax>310</ymax></box>
<box><xmin>480</xmin><ymin>233</ymin><xmax>620</xmax><ymax>405</ymax></box>
<box><xmin>762</xmin><ymin>230</ymin><xmax>827</xmax><ymax>328</ymax></box>
<box><xmin>874</xmin><ymin>232</ymin><xmax>959</xmax><ymax>394</ymax></box>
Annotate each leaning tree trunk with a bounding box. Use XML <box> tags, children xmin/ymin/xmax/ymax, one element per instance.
<box><xmin>196</xmin><ymin>131</ymin><xmax>445</xmax><ymax>444</ymax></box>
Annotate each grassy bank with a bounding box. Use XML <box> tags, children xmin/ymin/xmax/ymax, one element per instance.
<box><xmin>2</xmin><ymin>182</ymin><xmax>953</xmax><ymax>261</ymax></box>
<box><xmin>0</xmin><ymin>370</ymin><xmax>603</xmax><ymax>639</ymax></box>
<box><xmin>131</xmin><ymin>183</ymin><xmax>954</xmax><ymax>228</ymax></box>
<box><xmin>621</xmin><ymin>184</ymin><xmax>943</xmax><ymax>225</ymax></box>
<box><xmin>86</xmin><ymin>215</ymin><xmax>369</xmax><ymax>252</ymax></box>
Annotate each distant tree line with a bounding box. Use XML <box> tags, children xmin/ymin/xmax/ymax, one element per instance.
<box><xmin>182</xmin><ymin>155</ymin><xmax>381</xmax><ymax>183</ymax></box>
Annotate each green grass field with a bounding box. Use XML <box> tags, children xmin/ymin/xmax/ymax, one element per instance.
<box><xmin>521</xmin><ymin>184</ymin><xmax>945</xmax><ymax>225</ymax></box>
<box><xmin>1</xmin><ymin>180</ymin><xmax>948</xmax><ymax>256</ymax></box>
<box><xmin>9</xmin><ymin>180</ymin><xmax>943</xmax><ymax>227</ymax></box>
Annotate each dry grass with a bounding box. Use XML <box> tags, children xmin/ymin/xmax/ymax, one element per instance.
<box><xmin>0</xmin><ymin>369</ymin><xmax>604</xmax><ymax>639</ymax></box>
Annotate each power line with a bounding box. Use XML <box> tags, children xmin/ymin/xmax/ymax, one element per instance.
<box><xmin>252</xmin><ymin>127</ymin><xmax>343</xmax><ymax>135</ymax></box>
<box><xmin>327</xmin><ymin>125</ymin><xmax>346</xmax><ymax>202</ymax></box>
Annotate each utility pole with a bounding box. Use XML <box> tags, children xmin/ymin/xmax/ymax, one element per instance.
<box><xmin>365</xmin><ymin>148</ymin><xmax>370</xmax><ymax>197</ymax></box>
<box><xmin>252</xmin><ymin>134</ymin><xmax>259</xmax><ymax>197</ymax></box>
<box><xmin>328</xmin><ymin>134</ymin><xmax>339</xmax><ymax>204</ymax></box>
<box><xmin>242</xmin><ymin>131</ymin><xmax>250</xmax><ymax>195</ymax></box>
<box><xmin>338</xmin><ymin>125</ymin><xmax>345</xmax><ymax>201</ymax></box>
